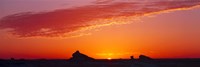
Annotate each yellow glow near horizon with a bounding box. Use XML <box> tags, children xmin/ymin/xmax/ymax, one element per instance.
<box><xmin>107</xmin><ymin>58</ymin><xmax>112</xmax><ymax>60</ymax></box>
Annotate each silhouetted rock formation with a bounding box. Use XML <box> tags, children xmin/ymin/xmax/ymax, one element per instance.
<box><xmin>69</xmin><ymin>50</ymin><xmax>95</xmax><ymax>62</ymax></box>
<box><xmin>11</xmin><ymin>58</ymin><xmax>15</xmax><ymax>60</ymax></box>
<box><xmin>139</xmin><ymin>55</ymin><xmax>152</xmax><ymax>60</ymax></box>
<box><xmin>130</xmin><ymin>56</ymin><xmax>135</xmax><ymax>60</ymax></box>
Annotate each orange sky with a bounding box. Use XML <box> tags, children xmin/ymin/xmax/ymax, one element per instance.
<box><xmin>0</xmin><ymin>0</ymin><xmax>200</xmax><ymax>59</ymax></box>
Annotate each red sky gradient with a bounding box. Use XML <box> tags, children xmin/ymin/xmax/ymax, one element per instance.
<box><xmin>0</xmin><ymin>0</ymin><xmax>200</xmax><ymax>59</ymax></box>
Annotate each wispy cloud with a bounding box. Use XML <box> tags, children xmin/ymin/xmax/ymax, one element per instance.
<box><xmin>0</xmin><ymin>0</ymin><xmax>199</xmax><ymax>37</ymax></box>
<box><xmin>94</xmin><ymin>0</ymin><xmax>114</xmax><ymax>4</ymax></box>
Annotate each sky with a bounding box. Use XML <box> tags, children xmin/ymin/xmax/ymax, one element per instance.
<box><xmin>0</xmin><ymin>0</ymin><xmax>200</xmax><ymax>59</ymax></box>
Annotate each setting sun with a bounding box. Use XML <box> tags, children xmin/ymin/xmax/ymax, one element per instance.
<box><xmin>107</xmin><ymin>58</ymin><xmax>112</xmax><ymax>60</ymax></box>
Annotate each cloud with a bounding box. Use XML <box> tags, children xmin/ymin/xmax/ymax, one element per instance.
<box><xmin>94</xmin><ymin>0</ymin><xmax>115</xmax><ymax>4</ymax></box>
<box><xmin>0</xmin><ymin>0</ymin><xmax>200</xmax><ymax>37</ymax></box>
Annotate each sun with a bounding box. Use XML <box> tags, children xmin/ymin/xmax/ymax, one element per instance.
<box><xmin>107</xmin><ymin>57</ymin><xmax>112</xmax><ymax>60</ymax></box>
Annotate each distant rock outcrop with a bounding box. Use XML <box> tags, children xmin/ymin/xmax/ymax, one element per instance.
<box><xmin>69</xmin><ymin>50</ymin><xmax>95</xmax><ymax>62</ymax></box>
<box><xmin>130</xmin><ymin>56</ymin><xmax>135</xmax><ymax>60</ymax></box>
<box><xmin>11</xmin><ymin>58</ymin><xmax>15</xmax><ymax>60</ymax></box>
<box><xmin>139</xmin><ymin>55</ymin><xmax>152</xmax><ymax>60</ymax></box>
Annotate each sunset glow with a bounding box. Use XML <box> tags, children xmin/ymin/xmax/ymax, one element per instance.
<box><xmin>107</xmin><ymin>58</ymin><xmax>112</xmax><ymax>60</ymax></box>
<box><xmin>0</xmin><ymin>0</ymin><xmax>200</xmax><ymax>59</ymax></box>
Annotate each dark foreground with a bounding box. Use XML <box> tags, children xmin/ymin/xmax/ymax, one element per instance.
<box><xmin>0</xmin><ymin>59</ymin><xmax>200</xmax><ymax>67</ymax></box>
